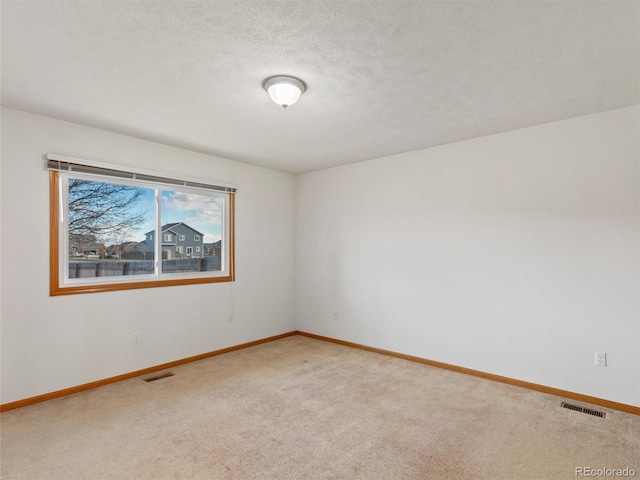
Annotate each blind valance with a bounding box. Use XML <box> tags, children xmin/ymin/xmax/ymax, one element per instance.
<box><xmin>46</xmin><ymin>153</ymin><xmax>237</xmax><ymax>194</ymax></box>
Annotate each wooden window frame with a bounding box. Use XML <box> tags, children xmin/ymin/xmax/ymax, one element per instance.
<box><xmin>50</xmin><ymin>171</ymin><xmax>235</xmax><ymax>296</ymax></box>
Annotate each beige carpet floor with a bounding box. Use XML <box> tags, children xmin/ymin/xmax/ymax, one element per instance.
<box><xmin>1</xmin><ymin>335</ymin><xmax>638</xmax><ymax>479</ymax></box>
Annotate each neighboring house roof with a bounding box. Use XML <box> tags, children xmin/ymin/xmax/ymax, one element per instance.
<box><xmin>144</xmin><ymin>222</ymin><xmax>204</xmax><ymax>237</ymax></box>
<box><xmin>203</xmin><ymin>241</ymin><xmax>221</xmax><ymax>253</ymax></box>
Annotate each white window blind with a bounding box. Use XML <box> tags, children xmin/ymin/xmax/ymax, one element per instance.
<box><xmin>46</xmin><ymin>154</ymin><xmax>237</xmax><ymax>194</ymax></box>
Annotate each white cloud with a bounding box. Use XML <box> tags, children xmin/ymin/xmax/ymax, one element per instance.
<box><xmin>162</xmin><ymin>192</ymin><xmax>224</xmax><ymax>225</ymax></box>
<box><xmin>203</xmin><ymin>232</ymin><xmax>222</xmax><ymax>243</ymax></box>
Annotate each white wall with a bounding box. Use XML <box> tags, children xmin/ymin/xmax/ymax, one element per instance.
<box><xmin>296</xmin><ymin>106</ymin><xmax>640</xmax><ymax>407</ymax></box>
<box><xmin>0</xmin><ymin>108</ymin><xmax>296</xmax><ymax>404</ymax></box>
<box><xmin>3</xmin><ymin>106</ymin><xmax>638</xmax><ymax>408</ymax></box>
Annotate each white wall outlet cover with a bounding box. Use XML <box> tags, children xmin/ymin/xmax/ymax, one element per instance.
<box><xmin>595</xmin><ymin>351</ymin><xmax>606</xmax><ymax>367</ymax></box>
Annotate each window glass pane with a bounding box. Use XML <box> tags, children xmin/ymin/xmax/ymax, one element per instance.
<box><xmin>160</xmin><ymin>190</ymin><xmax>224</xmax><ymax>274</ymax></box>
<box><xmin>67</xmin><ymin>178</ymin><xmax>155</xmax><ymax>279</ymax></box>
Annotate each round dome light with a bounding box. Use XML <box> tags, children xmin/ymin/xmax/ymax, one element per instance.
<box><xmin>263</xmin><ymin>75</ymin><xmax>306</xmax><ymax>109</ymax></box>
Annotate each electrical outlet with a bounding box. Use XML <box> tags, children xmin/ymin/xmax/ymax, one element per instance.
<box><xmin>332</xmin><ymin>312</ymin><xmax>339</xmax><ymax>321</ymax></box>
<box><xmin>133</xmin><ymin>332</ymin><xmax>141</xmax><ymax>344</ymax></box>
<box><xmin>595</xmin><ymin>351</ymin><xmax>606</xmax><ymax>367</ymax></box>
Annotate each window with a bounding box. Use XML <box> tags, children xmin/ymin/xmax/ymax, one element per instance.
<box><xmin>49</xmin><ymin>156</ymin><xmax>235</xmax><ymax>295</ymax></box>
<box><xmin>194</xmin><ymin>235</ymin><xmax>200</xmax><ymax>241</ymax></box>
<box><xmin>179</xmin><ymin>235</ymin><xmax>185</xmax><ymax>241</ymax></box>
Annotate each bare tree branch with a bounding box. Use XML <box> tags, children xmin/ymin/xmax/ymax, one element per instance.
<box><xmin>68</xmin><ymin>179</ymin><xmax>148</xmax><ymax>243</ymax></box>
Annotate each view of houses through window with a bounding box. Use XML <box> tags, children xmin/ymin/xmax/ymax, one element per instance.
<box><xmin>66</xmin><ymin>177</ymin><xmax>225</xmax><ymax>279</ymax></box>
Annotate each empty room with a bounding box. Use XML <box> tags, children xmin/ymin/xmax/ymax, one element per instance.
<box><xmin>1</xmin><ymin>1</ymin><xmax>638</xmax><ymax>479</ymax></box>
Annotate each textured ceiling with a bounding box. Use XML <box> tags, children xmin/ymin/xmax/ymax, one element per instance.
<box><xmin>2</xmin><ymin>0</ymin><xmax>639</xmax><ymax>174</ymax></box>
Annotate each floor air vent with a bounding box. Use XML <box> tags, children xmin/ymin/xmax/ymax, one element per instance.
<box><xmin>561</xmin><ymin>402</ymin><xmax>606</xmax><ymax>418</ymax></box>
<box><xmin>144</xmin><ymin>372</ymin><xmax>174</xmax><ymax>382</ymax></box>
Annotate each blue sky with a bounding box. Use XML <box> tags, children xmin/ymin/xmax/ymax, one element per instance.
<box><xmin>161</xmin><ymin>190</ymin><xmax>223</xmax><ymax>243</ymax></box>
<box><xmin>127</xmin><ymin>188</ymin><xmax>223</xmax><ymax>244</ymax></box>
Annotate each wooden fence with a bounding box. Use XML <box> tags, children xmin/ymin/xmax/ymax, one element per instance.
<box><xmin>69</xmin><ymin>257</ymin><xmax>221</xmax><ymax>278</ymax></box>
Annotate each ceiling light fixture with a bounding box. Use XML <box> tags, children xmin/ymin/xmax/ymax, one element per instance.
<box><xmin>263</xmin><ymin>75</ymin><xmax>306</xmax><ymax>109</ymax></box>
